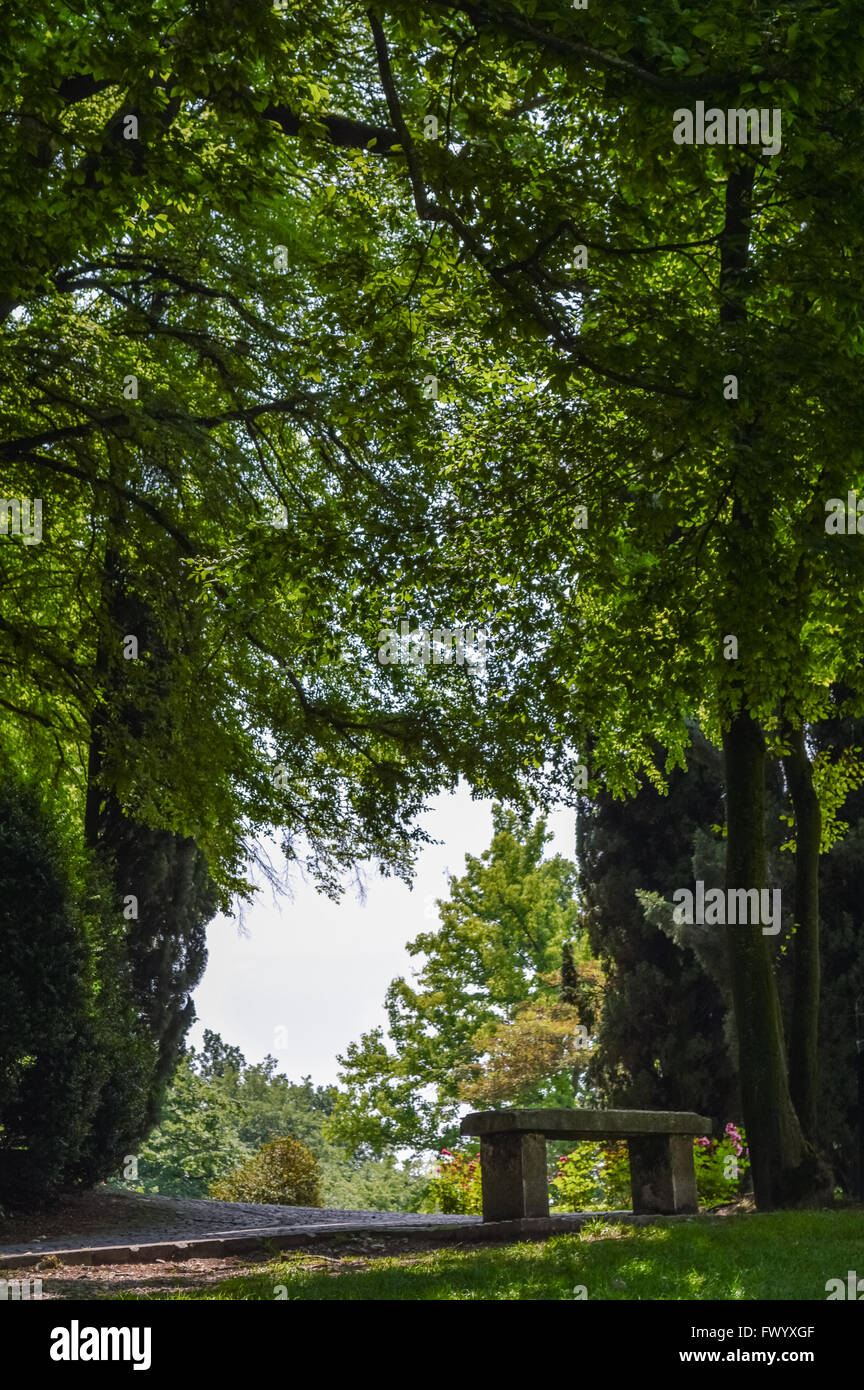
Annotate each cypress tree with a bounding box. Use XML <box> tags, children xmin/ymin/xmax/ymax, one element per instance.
<box><xmin>577</xmin><ymin>728</ymin><xmax>738</xmax><ymax>1122</ymax></box>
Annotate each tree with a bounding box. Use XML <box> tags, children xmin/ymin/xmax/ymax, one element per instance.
<box><xmin>0</xmin><ymin>779</ymin><xmax>91</xmax><ymax>1201</ymax></box>
<box><xmin>578</xmin><ymin>728</ymin><xmax>738</xmax><ymax>1121</ymax></box>
<box><xmin>2</xmin><ymin>0</ymin><xmax>516</xmax><ymax>913</ymax></box>
<box><xmin>583</xmin><ymin>702</ymin><xmax>864</xmax><ymax>1195</ymax></box>
<box><xmin>128</xmin><ymin>1052</ymin><xmax>250</xmax><ymax>1199</ymax></box>
<box><xmin>3</xmin><ymin>2</ymin><xmax>524</xmax><ymax>1197</ymax></box>
<box><xmin>328</xmin><ymin>806</ymin><xmax>590</xmax><ymax>1152</ymax></box>
<box><xmin>798</xmin><ymin>695</ymin><xmax>864</xmax><ymax>1192</ymax></box>
<box><xmin>456</xmin><ymin>1000</ymin><xmax>589</xmax><ymax>1107</ymax></box>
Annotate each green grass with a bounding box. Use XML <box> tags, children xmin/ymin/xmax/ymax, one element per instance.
<box><xmin>112</xmin><ymin>1208</ymin><xmax>864</xmax><ymax>1300</ymax></box>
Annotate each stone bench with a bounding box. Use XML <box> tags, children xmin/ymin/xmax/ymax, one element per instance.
<box><xmin>460</xmin><ymin>1108</ymin><xmax>713</xmax><ymax>1222</ymax></box>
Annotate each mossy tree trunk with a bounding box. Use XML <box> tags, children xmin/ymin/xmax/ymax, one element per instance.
<box><xmin>781</xmin><ymin>724</ymin><xmax>822</xmax><ymax>1141</ymax></box>
<box><xmin>718</xmin><ymin>166</ymin><xmax>831</xmax><ymax>1207</ymax></box>
<box><xmin>723</xmin><ymin>714</ymin><xmax>831</xmax><ymax>1206</ymax></box>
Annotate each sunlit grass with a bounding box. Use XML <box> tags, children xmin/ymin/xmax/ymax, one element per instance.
<box><xmin>111</xmin><ymin>1208</ymin><xmax>864</xmax><ymax>1301</ymax></box>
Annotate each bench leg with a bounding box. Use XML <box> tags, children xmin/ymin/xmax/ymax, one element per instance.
<box><xmin>628</xmin><ymin>1133</ymin><xmax>698</xmax><ymax>1214</ymax></box>
<box><xmin>479</xmin><ymin>1132</ymin><xmax>548</xmax><ymax>1222</ymax></box>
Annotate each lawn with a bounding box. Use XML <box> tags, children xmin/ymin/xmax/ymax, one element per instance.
<box><xmin>113</xmin><ymin>1208</ymin><xmax>864</xmax><ymax>1300</ymax></box>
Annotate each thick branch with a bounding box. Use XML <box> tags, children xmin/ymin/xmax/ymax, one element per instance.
<box><xmin>427</xmin><ymin>0</ymin><xmax>749</xmax><ymax>97</ymax></box>
<box><xmin>262</xmin><ymin>101</ymin><xmax>398</xmax><ymax>151</ymax></box>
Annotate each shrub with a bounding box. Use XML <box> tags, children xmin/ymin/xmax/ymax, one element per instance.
<box><xmin>209</xmin><ymin>1137</ymin><xmax>322</xmax><ymax>1207</ymax></box>
<box><xmin>422</xmin><ymin>1148</ymin><xmax>483</xmax><ymax>1214</ymax></box>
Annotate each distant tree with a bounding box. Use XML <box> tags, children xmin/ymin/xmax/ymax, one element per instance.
<box><xmin>127</xmin><ymin>1052</ymin><xmax>250</xmax><ymax>1200</ymax></box>
<box><xmin>456</xmin><ymin>1001</ymin><xmax>588</xmax><ymax>1107</ymax></box>
<box><xmin>194</xmin><ymin>1030</ymin><xmax>246</xmax><ymax>1083</ymax></box>
<box><xmin>328</xmin><ymin>806</ymin><xmax>592</xmax><ymax>1153</ymax></box>
<box><xmin>319</xmin><ymin>1154</ymin><xmax>429</xmax><ymax>1214</ymax></box>
<box><xmin>116</xmin><ymin>1033</ymin><xmax>429</xmax><ymax>1210</ymax></box>
<box><xmin>220</xmin><ymin>1058</ymin><xmax>339</xmax><ymax>1157</ymax></box>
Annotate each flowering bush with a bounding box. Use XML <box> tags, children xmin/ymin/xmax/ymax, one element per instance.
<box><xmin>693</xmin><ymin>1122</ymin><xmax>750</xmax><ymax>1204</ymax></box>
<box><xmin>423</xmin><ymin>1148</ymin><xmax>483</xmax><ymax>1214</ymax></box>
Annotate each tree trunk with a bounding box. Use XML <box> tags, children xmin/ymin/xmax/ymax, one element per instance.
<box><xmin>723</xmin><ymin>712</ymin><xmax>830</xmax><ymax>1206</ymax></box>
<box><xmin>781</xmin><ymin>724</ymin><xmax>821</xmax><ymax>1140</ymax></box>
<box><xmin>718</xmin><ymin>167</ymin><xmax>830</xmax><ymax>1206</ymax></box>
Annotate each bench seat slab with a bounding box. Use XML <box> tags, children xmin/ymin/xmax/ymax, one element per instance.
<box><xmin>462</xmin><ymin>1108</ymin><xmax>712</xmax><ymax>1140</ymax></box>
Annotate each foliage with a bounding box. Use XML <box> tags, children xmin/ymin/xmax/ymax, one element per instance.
<box><xmin>0</xmin><ymin>779</ymin><xmax>92</xmax><ymax>1201</ymax></box>
<box><xmin>578</xmin><ymin>729</ymin><xmax>739</xmax><ymax>1122</ymax></box>
<box><xmin>593</xmin><ymin>698</ymin><xmax>864</xmax><ymax>1195</ymax></box>
<box><xmin>457</xmin><ymin>1002</ymin><xmax>589</xmax><ymax>1107</ymax></box>
<box><xmin>421</xmin><ymin>1149</ymin><xmax>482</xmax><ymax>1216</ymax></box>
<box><xmin>388</xmin><ymin>0</ymin><xmax>864</xmax><ymax>1204</ymax></box>
<box><xmin>780</xmin><ymin>702</ymin><xmax>864</xmax><ymax>1193</ymax></box>
<box><xmin>0</xmin><ymin>0</ymin><xmax>515</xmax><ymax>907</ymax></box>
<box><xmin>5</xmin><ymin>0</ymin><xmax>864</xmax><ymax>1206</ymax></box>
<box><xmin>784</xmin><ymin>748</ymin><xmax>864</xmax><ymax>858</ymax></box>
<box><xmin>320</xmin><ymin>1155</ymin><xmax>430</xmax><ymax>1214</ymax></box>
<box><xmin>97</xmin><ymin>801</ymin><xmax>218</xmax><ymax>1136</ymax></box>
<box><xmin>209</xmin><ymin>1137</ymin><xmax>322</xmax><ymax>1208</ymax></box>
<box><xmin>551</xmin><ymin>1143</ymin><xmax>632</xmax><ymax>1214</ymax></box>
<box><xmin>191</xmin><ymin>1035</ymin><xmax>340</xmax><ymax>1156</ymax></box>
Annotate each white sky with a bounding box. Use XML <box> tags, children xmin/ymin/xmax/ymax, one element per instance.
<box><xmin>189</xmin><ymin>783</ymin><xmax>576</xmax><ymax>1085</ymax></box>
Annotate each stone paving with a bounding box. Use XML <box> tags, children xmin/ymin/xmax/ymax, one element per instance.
<box><xmin>0</xmin><ymin>1190</ymin><xmax>473</xmax><ymax>1257</ymax></box>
